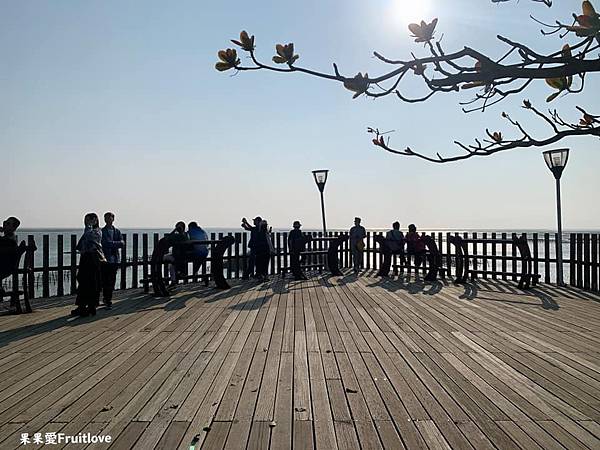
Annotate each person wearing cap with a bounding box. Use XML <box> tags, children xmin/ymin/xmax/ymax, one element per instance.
<box><xmin>0</xmin><ymin>217</ymin><xmax>27</xmax><ymax>303</ymax></box>
<box><xmin>100</xmin><ymin>212</ymin><xmax>124</xmax><ymax>309</ymax></box>
<box><xmin>349</xmin><ymin>217</ymin><xmax>367</xmax><ymax>274</ymax></box>
<box><xmin>288</xmin><ymin>221</ymin><xmax>309</xmax><ymax>280</ymax></box>
<box><xmin>241</xmin><ymin>216</ymin><xmax>262</xmax><ymax>279</ymax></box>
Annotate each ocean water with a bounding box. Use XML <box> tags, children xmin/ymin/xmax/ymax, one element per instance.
<box><xmin>4</xmin><ymin>227</ymin><xmax>599</xmax><ymax>298</ymax></box>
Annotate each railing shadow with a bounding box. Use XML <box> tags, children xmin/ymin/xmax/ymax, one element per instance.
<box><xmin>365</xmin><ymin>275</ymin><xmax>446</xmax><ymax>296</ymax></box>
<box><xmin>0</xmin><ymin>282</ymin><xmax>249</xmax><ymax>348</ymax></box>
<box><xmin>458</xmin><ymin>280</ymin><xmax>559</xmax><ymax>310</ymax></box>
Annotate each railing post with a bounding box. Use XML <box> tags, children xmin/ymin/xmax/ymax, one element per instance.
<box><xmin>592</xmin><ymin>234</ymin><xmax>598</xmax><ymax>292</ymax></box>
<box><xmin>28</xmin><ymin>235</ymin><xmax>36</xmax><ymax>300</ymax></box>
<box><xmin>42</xmin><ymin>234</ymin><xmax>50</xmax><ymax>298</ymax></box>
<box><xmin>142</xmin><ymin>233</ymin><xmax>149</xmax><ymax>293</ymax></box>
<box><xmin>576</xmin><ymin>233</ymin><xmax>583</xmax><ymax>289</ymax></box>
<box><xmin>472</xmin><ymin>232</ymin><xmax>478</xmax><ymax>281</ymax></box>
<box><xmin>501</xmin><ymin>232</ymin><xmax>507</xmax><ymax>281</ymax></box>
<box><xmin>70</xmin><ymin>234</ymin><xmax>77</xmax><ymax>295</ymax></box>
<box><xmin>491</xmin><ymin>232</ymin><xmax>497</xmax><ymax>280</ymax></box>
<box><xmin>283</xmin><ymin>232</ymin><xmax>289</xmax><ymax>276</ymax></box>
<box><xmin>132</xmin><ymin>233</ymin><xmax>139</xmax><ymax>289</ymax></box>
<box><xmin>584</xmin><ymin>233</ymin><xmax>591</xmax><ymax>291</ymax></box>
<box><xmin>225</xmin><ymin>232</ymin><xmax>232</xmax><ymax>279</ymax></box>
<box><xmin>57</xmin><ymin>235</ymin><xmax>64</xmax><ymax>297</ymax></box>
<box><xmin>569</xmin><ymin>233</ymin><xmax>576</xmax><ymax>287</ymax></box>
<box><xmin>511</xmin><ymin>232</ymin><xmax>518</xmax><ymax>282</ymax></box>
<box><xmin>481</xmin><ymin>233</ymin><xmax>487</xmax><ymax>279</ymax></box>
<box><xmin>120</xmin><ymin>233</ymin><xmax>127</xmax><ymax>290</ymax></box>
<box><xmin>532</xmin><ymin>233</ymin><xmax>539</xmax><ymax>285</ymax></box>
<box><xmin>365</xmin><ymin>232</ymin><xmax>371</xmax><ymax>270</ymax></box>
<box><xmin>234</xmin><ymin>232</ymin><xmax>241</xmax><ymax>279</ymax></box>
<box><xmin>242</xmin><ymin>232</ymin><xmax>248</xmax><ymax>277</ymax></box>
<box><xmin>544</xmin><ymin>233</ymin><xmax>550</xmax><ymax>284</ymax></box>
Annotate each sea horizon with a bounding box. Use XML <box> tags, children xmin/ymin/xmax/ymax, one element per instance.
<box><xmin>17</xmin><ymin>226</ymin><xmax>600</xmax><ymax>233</ymax></box>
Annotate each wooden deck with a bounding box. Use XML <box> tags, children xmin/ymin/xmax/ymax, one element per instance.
<box><xmin>1</xmin><ymin>272</ymin><xmax>600</xmax><ymax>449</ymax></box>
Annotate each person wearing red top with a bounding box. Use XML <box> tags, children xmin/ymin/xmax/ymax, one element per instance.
<box><xmin>405</xmin><ymin>223</ymin><xmax>426</xmax><ymax>268</ymax></box>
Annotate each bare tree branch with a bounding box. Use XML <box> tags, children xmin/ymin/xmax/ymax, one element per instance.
<box><xmin>217</xmin><ymin>1</ymin><xmax>600</xmax><ymax>163</ymax></box>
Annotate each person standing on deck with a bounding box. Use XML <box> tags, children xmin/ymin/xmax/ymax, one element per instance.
<box><xmin>288</xmin><ymin>221</ymin><xmax>309</xmax><ymax>280</ymax></box>
<box><xmin>100</xmin><ymin>212</ymin><xmax>124</xmax><ymax>309</ymax></box>
<box><xmin>0</xmin><ymin>217</ymin><xmax>24</xmax><ymax>278</ymax></box>
<box><xmin>254</xmin><ymin>220</ymin><xmax>274</xmax><ymax>282</ymax></box>
<box><xmin>349</xmin><ymin>217</ymin><xmax>367</xmax><ymax>274</ymax></box>
<box><xmin>0</xmin><ymin>217</ymin><xmax>26</xmax><ymax>305</ymax></box>
<box><xmin>241</xmin><ymin>216</ymin><xmax>262</xmax><ymax>279</ymax></box>
<box><xmin>72</xmin><ymin>213</ymin><xmax>105</xmax><ymax>317</ymax></box>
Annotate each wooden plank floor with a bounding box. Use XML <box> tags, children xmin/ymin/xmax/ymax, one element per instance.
<box><xmin>1</xmin><ymin>272</ymin><xmax>600</xmax><ymax>449</ymax></box>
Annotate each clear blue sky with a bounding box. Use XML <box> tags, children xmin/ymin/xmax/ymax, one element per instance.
<box><xmin>1</xmin><ymin>0</ymin><xmax>598</xmax><ymax>230</ymax></box>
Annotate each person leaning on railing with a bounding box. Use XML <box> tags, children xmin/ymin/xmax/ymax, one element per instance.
<box><xmin>405</xmin><ymin>223</ymin><xmax>426</xmax><ymax>268</ymax></box>
<box><xmin>186</xmin><ymin>221</ymin><xmax>209</xmax><ymax>275</ymax></box>
<box><xmin>384</xmin><ymin>221</ymin><xmax>406</xmax><ymax>263</ymax></box>
<box><xmin>163</xmin><ymin>221</ymin><xmax>189</xmax><ymax>284</ymax></box>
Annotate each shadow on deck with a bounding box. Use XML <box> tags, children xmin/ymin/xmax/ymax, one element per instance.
<box><xmin>1</xmin><ymin>272</ymin><xmax>599</xmax><ymax>449</ymax></box>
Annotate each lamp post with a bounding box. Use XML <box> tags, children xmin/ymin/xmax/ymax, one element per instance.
<box><xmin>312</xmin><ymin>169</ymin><xmax>329</xmax><ymax>234</ymax></box>
<box><xmin>543</xmin><ymin>148</ymin><xmax>569</xmax><ymax>286</ymax></box>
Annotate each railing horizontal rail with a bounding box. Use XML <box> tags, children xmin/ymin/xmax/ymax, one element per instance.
<box><xmin>2</xmin><ymin>230</ymin><xmax>599</xmax><ymax>300</ymax></box>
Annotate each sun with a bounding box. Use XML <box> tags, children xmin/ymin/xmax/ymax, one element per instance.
<box><xmin>389</xmin><ymin>0</ymin><xmax>433</xmax><ymax>27</ymax></box>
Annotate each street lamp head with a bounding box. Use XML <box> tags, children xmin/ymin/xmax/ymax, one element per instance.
<box><xmin>312</xmin><ymin>169</ymin><xmax>329</xmax><ymax>192</ymax></box>
<box><xmin>543</xmin><ymin>148</ymin><xmax>569</xmax><ymax>180</ymax></box>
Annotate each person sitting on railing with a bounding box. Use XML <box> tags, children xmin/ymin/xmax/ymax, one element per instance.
<box><xmin>241</xmin><ymin>216</ymin><xmax>262</xmax><ymax>279</ymax></box>
<box><xmin>100</xmin><ymin>212</ymin><xmax>124</xmax><ymax>310</ymax></box>
<box><xmin>0</xmin><ymin>217</ymin><xmax>26</xmax><ymax>300</ymax></box>
<box><xmin>254</xmin><ymin>220</ymin><xmax>274</xmax><ymax>282</ymax></box>
<box><xmin>288</xmin><ymin>221</ymin><xmax>309</xmax><ymax>281</ymax></box>
<box><xmin>405</xmin><ymin>224</ymin><xmax>426</xmax><ymax>268</ymax></box>
<box><xmin>163</xmin><ymin>221</ymin><xmax>189</xmax><ymax>284</ymax></box>
<box><xmin>72</xmin><ymin>213</ymin><xmax>105</xmax><ymax>317</ymax></box>
<box><xmin>187</xmin><ymin>221</ymin><xmax>209</xmax><ymax>275</ymax></box>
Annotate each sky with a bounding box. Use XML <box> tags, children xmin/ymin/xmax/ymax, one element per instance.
<box><xmin>1</xmin><ymin>0</ymin><xmax>599</xmax><ymax>230</ymax></box>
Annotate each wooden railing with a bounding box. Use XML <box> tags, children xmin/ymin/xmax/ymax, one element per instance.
<box><xmin>3</xmin><ymin>231</ymin><xmax>599</xmax><ymax>299</ymax></box>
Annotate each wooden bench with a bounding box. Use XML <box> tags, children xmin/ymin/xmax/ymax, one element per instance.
<box><xmin>279</xmin><ymin>234</ymin><xmax>348</xmax><ymax>278</ymax></box>
<box><xmin>375</xmin><ymin>234</ymin><xmax>446</xmax><ymax>282</ymax></box>
<box><xmin>142</xmin><ymin>236</ymin><xmax>235</xmax><ymax>297</ymax></box>
<box><xmin>449</xmin><ymin>234</ymin><xmax>539</xmax><ymax>289</ymax></box>
<box><xmin>0</xmin><ymin>238</ymin><xmax>36</xmax><ymax>314</ymax></box>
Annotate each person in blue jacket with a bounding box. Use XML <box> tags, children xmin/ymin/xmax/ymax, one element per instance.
<box><xmin>101</xmin><ymin>212</ymin><xmax>124</xmax><ymax>309</ymax></box>
<box><xmin>187</xmin><ymin>221</ymin><xmax>209</xmax><ymax>275</ymax></box>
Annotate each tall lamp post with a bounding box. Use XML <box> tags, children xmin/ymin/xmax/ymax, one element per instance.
<box><xmin>312</xmin><ymin>169</ymin><xmax>329</xmax><ymax>234</ymax></box>
<box><xmin>543</xmin><ymin>148</ymin><xmax>569</xmax><ymax>286</ymax></box>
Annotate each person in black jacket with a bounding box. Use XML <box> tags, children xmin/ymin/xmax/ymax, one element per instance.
<box><xmin>0</xmin><ymin>217</ymin><xmax>23</xmax><ymax>278</ymax></box>
<box><xmin>253</xmin><ymin>220</ymin><xmax>273</xmax><ymax>282</ymax></box>
<box><xmin>72</xmin><ymin>213</ymin><xmax>105</xmax><ymax>317</ymax></box>
<box><xmin>288</xmin><ymin>221</ymin><xmax>309</xmax><ymax>280</ymax></box>
<box><xmin>0</xmin><ymin>217</ymin><xmax>26</xmax><ymax>303</ymax></box>
<box><xmin>163</xmin><ymin>221</ymin><xmax>189</xmax><ymax>284</ymax></box>
<box><xmin>100</xmin><ymin>212</ymin><xmax>124</xmax><ymax>309</ymax></box>
<box><xmin>241</xmin><ymin>216</ymin><xmax>261</xmax><ymax>279</ymax></box>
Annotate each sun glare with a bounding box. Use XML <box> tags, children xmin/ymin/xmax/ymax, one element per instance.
<box><xmin>390</xmin><ymin>0</ymin><xmax>433</xmax><ymax>27</ymax></box>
